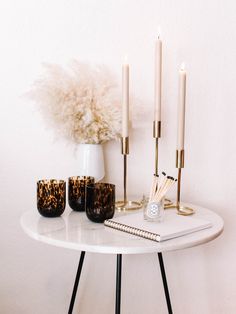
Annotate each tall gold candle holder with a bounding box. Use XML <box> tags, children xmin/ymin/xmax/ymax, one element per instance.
<box><xmin>153</xmin><ymin>121</ymin><xmax>173</xmax><ymax>207</ymax></box>
<box><xmin>175</xmin><ymin>149</ymin><xmax>194</xmax><ymax>215</ymax></box>
<box><xmin>116</xmin><ymin>137</ymin><xmax>142</xmax><ymax>211</ymax></box>
<box><xmin>153</xmin><ymin>120</ymin><xmax>161</xmax><ymax>176</ymax></box>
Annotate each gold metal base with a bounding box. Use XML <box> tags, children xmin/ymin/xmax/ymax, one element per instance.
<box><xmin>164</xmin><ymin>198</ymin><xmax>173</xmax><ymax>208</ymax></box>
<box><xmin>115</xmin><ymin>200</ymin><xmax>143</xmax><ymax>211</ymax></box>
<box><xmin>164</xmin><ymin>203</ymin><xmax>195</xmax><ymax>215</ymax></box>
<box><xmin>177</xmin><ymin>205</ymin><xmax>195</xmax><ymax>216</ymax></box>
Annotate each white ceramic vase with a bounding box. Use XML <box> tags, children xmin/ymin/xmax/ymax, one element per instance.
<box><xmin>76</xmin><ymin>144</ymin><xmax>105</xmax><ymax>182</ymax></box>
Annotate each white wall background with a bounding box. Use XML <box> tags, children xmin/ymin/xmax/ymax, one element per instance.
<box><xmin>0</xmin><ymin>0</ymin><xmax>235</xmax><ymax>313</ymax></box>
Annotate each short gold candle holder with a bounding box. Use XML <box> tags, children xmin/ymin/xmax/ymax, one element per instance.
<box><xmin>166</xmin><ymin>149</ymin><xmax>195</xmax><ymax>215</ymax></box>
<box><xmin>116</xmin><ymin>137</ymin><xmax>142</xmax><ymax>211</ymax></box>
<box><xmin>153</xmin><ymin>120</ymin><xmax>173</xmax><ymax>208</ymax></box>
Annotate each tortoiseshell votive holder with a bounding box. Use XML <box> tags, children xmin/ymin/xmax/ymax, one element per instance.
<box><xmin>37</xmin><ymin>180</ymin><xmax>66</xmax><ymax>217</ymax></box>
<box><xmin>68</xmin><ymin>176</ymin><xmax>95</xmax><ymax>212</ymax></box>
<box><xmin>86</xmin><ymin>183</ymin><xmax>115</xmax><ymax>223</ymax></box>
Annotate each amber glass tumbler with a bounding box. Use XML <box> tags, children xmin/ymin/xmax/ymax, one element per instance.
<box><xmin>68</xmin><ymin>176</ymin><xmax>95</xmax><ymax>211</ymax></box>
<box><xmin>86</xmin><ymin>183</ymin><xmax>115</xmax><ymax>223</ymax></box>
<box><xmin>37</xmin><ymin>180</ymin><xmax>66</xmax><ymax>217</ymax></box>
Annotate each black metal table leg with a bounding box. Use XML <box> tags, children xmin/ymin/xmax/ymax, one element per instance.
<box><xmin>68</xmin><ymin>251</ymin><xmax>86</xmax><ymax>314</ymax></box>
<box><xmin>115</xmin><ymin>254</ymin><xmax>122</xmax><ymax>314</ymax></box>
<box><xmin>158</xmin><ymin>252</ymin><xmax>173</xmax><ymax>314</ymax></box>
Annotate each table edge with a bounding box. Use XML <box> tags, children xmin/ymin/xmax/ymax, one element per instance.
<box><xmin>20</xmin><ymin>213</ymin><xmax>224</xmax><ymax>255</ymax></box>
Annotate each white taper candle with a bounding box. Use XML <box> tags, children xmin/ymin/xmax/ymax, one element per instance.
<box><xmin>122</xmin><ymin>60</ymin><xmax>129</xmax><ymax>137</ymax></box>
<box><xmin>154</xmin><ymin>34</ymin><xmax>162</xmax><ymax>121</ymax></box>
<box><xmin>177</xmin><ymin>63</ymin><xmax>186</xmax><ymax>150</ymax></box>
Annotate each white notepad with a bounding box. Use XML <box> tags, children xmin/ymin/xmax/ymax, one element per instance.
<box><xmin>104</xmin><ymin>211</ymin><xmax>212</xmax><ymax>242</ymax></box>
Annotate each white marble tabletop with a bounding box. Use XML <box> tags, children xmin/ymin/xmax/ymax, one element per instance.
<box><xmin>20</xmin><ymin>204</ymin><xmax>224</xmax><ymax>255</ymax></box>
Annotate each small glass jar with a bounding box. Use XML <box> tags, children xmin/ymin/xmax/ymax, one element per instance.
<box><xmin>144</xmin><ymin>198</ymin><xmax>164</xmax><ymax>222</ymax></box>
<box><xmin>37</xmin><ymin>179</ymin><xmax>66</xmax><ymax>217</ymax></box>
<box><xmin>85</xmin><ymin>183</ymin><xmax>115</xmax><ymax>223</ymax></box>
<box><xmin>68</xmin><ymin>176</ymin><xmax>95</xmax><ymax>212</ymax></box>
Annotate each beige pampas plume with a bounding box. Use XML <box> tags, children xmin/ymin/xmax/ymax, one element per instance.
<box><xmin>28</xmin><ymin>61</ymin><xmax>122</xmax><ymax>144</ymax></box>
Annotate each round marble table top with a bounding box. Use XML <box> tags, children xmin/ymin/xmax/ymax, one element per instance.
<box><xmin>21</xmin><ymin>204</ymin><xmax>223</xmax><ymax>254</ymax></box>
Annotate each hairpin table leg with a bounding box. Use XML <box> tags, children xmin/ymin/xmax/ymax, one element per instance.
<box><xmin>158</xmin><ymin>253</ymin><xmax>173</xmax><ymax>314</ymax></box>
<box><xmin>115</xmin><ymin>254</ymin><xmax>122</xmax><ymax>314</ymax></box>
<box><xmin>68</xmin><ymin>251</ymin><xmax>86</xmax><ymax>314</ymax></box>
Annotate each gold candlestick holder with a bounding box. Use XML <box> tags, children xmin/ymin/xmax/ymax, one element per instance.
<box><xmin>174</xmin><ymin>149</ymin><xmax>194</xmax><ymax>215</ymax></box>
<box><xmin>116</xmin><ymin>137</ymin><xmax>142</xmax><ymax>211</ymax></box>
<box><xmin>153</xmin><ymin>121</ymin><xmax>173</xmax><ymax>207</ymax></box>
<box><xmin>153</xmin><ymin>120</ymin><xmax>161</xmax><ymax>176</ymax></box>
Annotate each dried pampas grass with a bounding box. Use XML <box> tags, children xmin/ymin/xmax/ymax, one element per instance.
<box><xmin>29</xmin><ymin>61</ymin><xmax>122</xmax><ymax>144</ymax></box>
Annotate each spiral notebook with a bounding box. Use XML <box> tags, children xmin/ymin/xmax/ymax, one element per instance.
<box><xmin>104</xmin><ymin>212</ymin><xmax>212</xmax><ymax>242</ymax></box>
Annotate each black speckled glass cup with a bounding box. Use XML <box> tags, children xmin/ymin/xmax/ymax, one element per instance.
<box><xmin>68</xmin><ymin>176</ymin><xmax>95</xmax><ymax>212</ymax></box>
<box><xmin>85</xmin><ymin>183</ymin><xmax>115</xmax><ymax>223</ymax></box>
<box><xmin>37</xmin><ymin>180</ymin><xmax>66</xmax><ymax>217</ymax></box>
